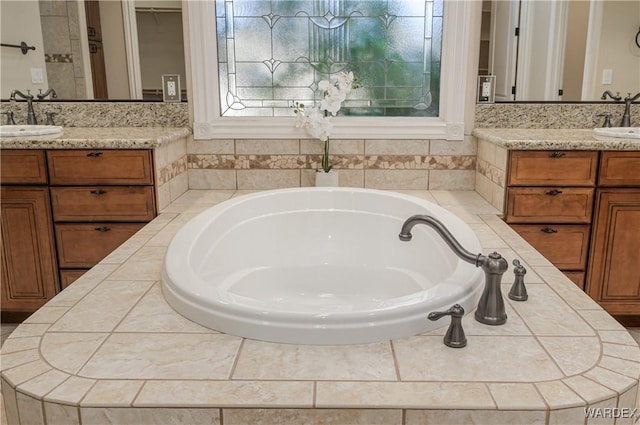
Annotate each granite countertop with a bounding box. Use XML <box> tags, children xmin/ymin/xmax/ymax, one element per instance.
<box><xmin>1</xmin><ymin>190</ymin><xmax>638</xmax><ymax>425</ymax></box>
<box><xmin>472</xmin><ymin>128</ymin><xmax>640</xmax><ymax>150</ymax></box>
<box><xmin>0</xmin><ymin>127</ymin><xmax>191</xmax><ymax>149</ymax></box>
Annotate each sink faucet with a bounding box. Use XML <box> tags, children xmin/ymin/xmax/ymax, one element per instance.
<box><xmin>620</xmin><ymin>92</ymin><xmax>640</xmax><ymax>127</ymax></box>
<box><xmin>601</xmin><ymin>90</ymin><xmax>622</xmax><ymax>101</ymax></box>
<box><xmin>9</xmin><ymin>90</ymin><xmax>37</xmax><ymax>124</ymax></box>
<box><xmin>399</xmin><ymin>214</ymin><xmax>508</xmax><ymax>325</ymax></box>
<box><xmin>37</xmin><ymin>88</ymin><xmax>57</xmax><ymax>100</ymax></box>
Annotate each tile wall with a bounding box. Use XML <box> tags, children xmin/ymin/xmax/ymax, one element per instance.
<box><xmin>187</xmin><ymin>137</ymin><xmax>478</xmax><ymax>190</ymax></box>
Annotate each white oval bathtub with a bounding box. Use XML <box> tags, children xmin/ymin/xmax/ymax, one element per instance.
<box><xmin>162</xmin><ymin>188</ymin><xmax>484</xmax><ymax>345</ymax></box>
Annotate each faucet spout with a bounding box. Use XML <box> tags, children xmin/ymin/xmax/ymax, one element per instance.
<box><xmin>398</xmin><ymin>215</ymin><xmax>480</xmax><ymax>265</ymax></box>
<box><xmin>620</xmin><ymin>92</ymin><xmax>640</xmax><ymax>127</ymax></box>
<box><xmin>601</xmin><ymin>90</ymin><xmax>622</xmax><ymax>101</ymax></box>
<box><xmin>399</xmin><ymin>214</ymin><xmax>508</xmax><ymax>325</ymax></box>
<box><xmin>9</xmin><ymin>89</ymin><xmax>37</xmax><ymax>124</ymax></box>
<box><xmin>37</xmin><ymin>88</ymin><xmax>57</xmax><ymax>100</ymax></box>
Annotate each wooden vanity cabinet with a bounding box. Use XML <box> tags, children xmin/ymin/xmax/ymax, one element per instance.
<box><xmin>505</xmin><ymin>150</ymin><xmax>598</xmax><ymax>289</ymax></box>
<box><xmin>586</xmin><ymin>152</ymin><xmax>640</xmax><ymax>316</ymax></box>
<box><xmin>0</xmin><ymin>151</ymin><xmax>60</xmax><ymax>315</ymax></box>
<box><xmin>505</xmin><ymin>150</ymin><xmax>640</xmax><ymax>316</ymax></box>
<box><xmin>47</xmin><ymin>149</ymin><xmax>156</xmax><ymax>284</ymax></box>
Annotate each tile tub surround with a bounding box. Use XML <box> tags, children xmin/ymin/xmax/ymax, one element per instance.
<box><xmin>0</xmin><ymin>127</ymin><xmax>191</xmax><ymax>210</ymax></box>
<box><xmin>472</xmin><ymin>128</ymin><xmax>640</xmax><ymax>211</ymax></box>
<box><xmin>475</xmin><ymin>103</ymin><xmax>639</xmax><ymax>129</ymax></box>
<box><xmin>187</xmin><ymin>137</ymin><xmax>478</xmax><ymax>190</ymax></box>
<box><xmin>1</xmin><ymin>190</ymin><xmax>639</xmax><ymax>425</ymax></box>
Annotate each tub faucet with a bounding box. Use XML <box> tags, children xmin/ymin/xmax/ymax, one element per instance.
<box><xmin>9</xmin><ymin>90</ymin><xmax>37</xmax><ymax>124</ymax></box>
<box><xmin>620</xmin><ymin>92</ymin><xmax>640</xmax><ymax>127</ymax></box>
<box><xmin>399</xmin><ymin>214</ymin><xmax>508</xmax><ymax>325</ymax></box>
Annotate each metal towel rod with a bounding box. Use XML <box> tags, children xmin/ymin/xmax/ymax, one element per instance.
<box><xmin>1</xmin><ymin>41</ymin><xmax>35</xmax><ymax>55</ymax></box>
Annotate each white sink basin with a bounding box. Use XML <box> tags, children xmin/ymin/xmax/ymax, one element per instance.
<box><xmin>0</xmin><ymin>125</ymin><xmax>63</xmax><ymax>137</ymax></box>
<box><xmin>593</xmin><ymin>127</ymin><xmax>640</xmax><ymax>139</ymax></box>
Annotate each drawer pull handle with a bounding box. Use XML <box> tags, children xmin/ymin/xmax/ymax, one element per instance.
<box><xmin>90</xmin><ymin>189</ymin><xmax>107</xmax><ymax>195</ymax></box>
<box><xmin>549</xmin><ymin>152</ymin><xmax>566</xmax><ymax>158</ymax></box>
<box><xmin>541</xmin><ymin>227</ymin><xmax>558</xmax><ymax>234</ymax></box>
<box><xmin>94</xmin><ymin>226</ymin><xmax>111</xmax><ymax>232</ymax></box>
<box><xmin>545</xmin><ymin>189</ymin><xmax>563</xmax><ymax>196</ymax></box>
<box><xmin>87</xmin><ymin>151</ymin><xmax>103</xmax><ymax>157</ymax></box>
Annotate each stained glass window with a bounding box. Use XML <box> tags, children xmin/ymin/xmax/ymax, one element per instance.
<box><xmin>215</xmin><ymin>0</ymin><xmax>442</xmax><ymax>118</ymax></box>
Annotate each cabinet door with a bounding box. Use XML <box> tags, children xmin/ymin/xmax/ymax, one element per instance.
<box><xmin>587</xmin><ymin>189</ymin><xmax>640</xmax><ymax>315</ymax></box>
<box><xmin>1</xmin><ymin>187</ymin><xmax>59</xmax><ymax>312</ymax></box>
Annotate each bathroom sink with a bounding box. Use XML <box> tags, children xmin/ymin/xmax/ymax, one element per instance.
<box><xmin>0</xmin><ymin>125</ymin><xmax>63</xmax><ymax>137</ymax></box>
<box><xmin>593</xmin><ymin>127</ymin><xmax>640</xmax><ymax>139</ymax></box>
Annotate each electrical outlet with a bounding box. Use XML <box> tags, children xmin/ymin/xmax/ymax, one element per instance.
<box><xmin>602</xmin><ymin>69</ymin><xmax>613</xmax><ymax>85</ymax></box>
<box><xmin>476</xmin><ymin>75</ymin><xmax>495</xmax><ymax>103</ymax></box>
<box><xmin>162</xmin><ymin>74</ymin><xmax>181</xmax><ymax>102</ymax></box>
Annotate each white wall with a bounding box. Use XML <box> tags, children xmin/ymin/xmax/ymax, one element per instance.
<box><xmin>100</xmin><ymin>1</ymin><xmax>131</xmax><ymax>99</ymax></box>
<box><xmin>0</xmin><ymin>1</ymin><xmax>48</xmax><ymax>98</ymax></box>
<box><xmin>594</xmin><ymin>1</ymin><xmax>640</xmax><ymax>98</ymax></box>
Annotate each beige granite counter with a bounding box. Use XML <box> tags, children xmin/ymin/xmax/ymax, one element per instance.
<box><xmin>473</xmin><ymin>128</ymin><xmax>640</xmax><ymax>211</ymax></box>
<box><xmin>472</xmin><ymin>128</ymin><xmax>640</xmax><ymax>151</ymax></box>
<box><xmin>1</xmin><ymin>189</ymin><xmax>638</xmax><ymax>425</ymax></box>
<box><xmin>0</xmin><ymin>127</ymin><xmax>191</xmax><ymax>150</ymax></box>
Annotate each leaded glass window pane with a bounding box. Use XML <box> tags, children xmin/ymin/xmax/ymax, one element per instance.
<box><xmin>215</xmin><ymin>0</ymin><xmax>442</xmax><ymax>117</ymax></box>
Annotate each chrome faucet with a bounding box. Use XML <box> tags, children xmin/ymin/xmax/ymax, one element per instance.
<box><xmin>399</xmin><ymin>214</ymin><xmax>508</xmax><ymax>325</ymax></box>
<box><xmin>620</xmin><ymin>92</ymin><xmax>640</xmax><ymax>127</ymax></box>
<box><xmin>9</xmin><ymin>90</ymin><xmax>37</xmax><ymax>124</ymax></box>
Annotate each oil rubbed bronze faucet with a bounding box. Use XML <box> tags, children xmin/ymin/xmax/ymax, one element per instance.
<box><xmin>620</xmin><ymin>92</ymin><xmax>640</xmax><ymax>127</ymax></box>
<box><xmin>9</xmin><ymin>89</ymin><xmax>37</xmax><ymax>124</ymax></box>
<box><xmin>399</xmin><ymin>214</ymin><xmax>508</xmax><ymax>326</ymax></box>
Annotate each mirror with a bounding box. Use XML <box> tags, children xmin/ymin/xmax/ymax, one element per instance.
<box><xmin>479</xmin><ymin>0</ymin><xmax>640</xmax><ymax>102</ymax></box>
<box><xmin>0</xmin><ymin>0</ymin><xmax>186</xmax><ymax>100</ymax></box>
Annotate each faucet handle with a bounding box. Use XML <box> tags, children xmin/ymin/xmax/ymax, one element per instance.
<box><xmin>428</xmin><ymin>304</ymin><xmax>467</xmax><ymax>348</ymax></box>
<box><xmin>596</xmin><ymin>113</ymin><xmax>613</xmax><ymax>128</ymax></box>
<box><xmin>1</xmin><ymin>111</ymin><xmax>16</xmax><ymax>125</ymax></box>
<box><xmin>508</xmin><ymin>259</ymin><xmax>528</xmax><ymax>301</ymax></box>
<box><xmin>45</xmin><ymin>111</ymin><xmax>56</xmax><ymax>126</ymax></box>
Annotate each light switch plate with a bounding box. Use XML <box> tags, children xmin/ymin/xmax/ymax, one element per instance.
<box><xmin>162</xmin><ymin>74</ymin><xmax>181</xmax><ymax>102</ymax></box>
<box><xmin>30</xmin><ymin>67</ymin><xmax>44</xmax><ymax>84</ymax></box>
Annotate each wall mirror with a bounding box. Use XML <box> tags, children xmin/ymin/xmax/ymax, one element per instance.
<box><xmin>478</xmin><ymin>0</ymin><xmax>640</xmax><ymax>102</ymax></box>
<box><xmin>0</xmin><ymin>0</ymin><xmax>186</xmax><ymax>100</ymax></box>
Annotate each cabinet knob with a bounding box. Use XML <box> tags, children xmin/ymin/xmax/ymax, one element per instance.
<box><xmin>90</xmin><ymin>189</ymin><xmax>107</xmax><ymax>195</ymax></box>
<box><xmin>541</xmin><ymin>227</ymin><xmax>558</xmax><ymax>234</ymax></box>
<box><xmin>94</xmin><ymin>226</ymin><xmax>111</xmax><ymax>232</ymax></box>
<box><xmin>545</xmin><ymin>189</ymin><xmax>563</xmax><ymax>196</ymax></box>
<box><xmin>86</xmin><ymin>151</ymin><xmax>103</xmax><ymax>157</ymax></box>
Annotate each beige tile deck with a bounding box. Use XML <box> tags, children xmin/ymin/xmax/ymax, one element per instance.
<box><xmin>1</xmin><ymin>189</ymin><xmax>639</xmax><ymax>425</ymax></box>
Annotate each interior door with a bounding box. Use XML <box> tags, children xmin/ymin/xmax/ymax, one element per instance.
<box><xmin>490</xmin><ymin>0</ymin><xmax>519</xmax><ymax>101</ymax></box>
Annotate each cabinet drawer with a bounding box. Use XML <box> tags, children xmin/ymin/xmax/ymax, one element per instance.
<box><xmin>47</xmin><ymin>150</ymin><xmax>153</xmax><ymax>185</ymax></box>
<box><xmin>505</xmin><ymin>188</ymin><xmax>594</xmax><ymax>223</ymax></box>
<box><xmin>598</xmin><ymin>151</ymin><xmax>640</xmax><ymax>186</ymax></box>
<box><xmin>55</xmin><ymin>223</ymin><xmax>145</xmax><ymax>268</ymax></box>
<box><xmin>0</xmin><ymin>150</ymin><xmax>48</xmax><ymax>184</ymax></box>
<box><xmin>508</xmin><ymin>150</ymin><xmax>598</xmax><ymax>186</ymax></box>
<box><xmin>511</xmin><ymin>224</ymin><xmax>590</xmax><ymax>270</ymax></box>
<box><xmin>50</xmin><ymin>186</ymin><xmax>156</xmax><ymax>222</ymax></box>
